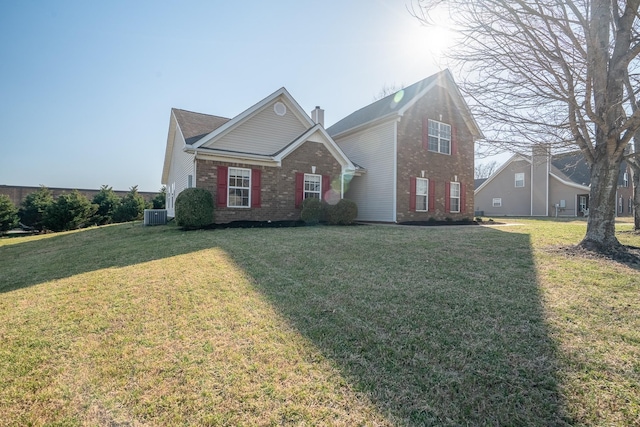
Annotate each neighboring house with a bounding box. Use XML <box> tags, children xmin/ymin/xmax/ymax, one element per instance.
<box><xmin>474</xmin><ymin>146</ymin><xmax>634</xmax><ymax>217</ymax></box>
<box><xmin>327</xmin><ymin>69</ymin><xmax>484</xmax><ymax>222</ymax></box>
<box><xmin>161</xmin><ymin>87</ymin><xmax>358</xmax><ymax>222</ymax></box>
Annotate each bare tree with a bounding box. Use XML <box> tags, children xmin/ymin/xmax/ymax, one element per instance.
<box><xmin>373</xmin><ymin>83</ymin><xmax>405</xmax><ymax>101</ymax></box>
<box><xmin>412</xmin><ymin>0</ymin><xmax>640</xmax><ymax>252</ymax></box>
<box><xmin>475</xmin><ymin>160</ymin><xmax>498</xmax><ymax>179</ymax></box>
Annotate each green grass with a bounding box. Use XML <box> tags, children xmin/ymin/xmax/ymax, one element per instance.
<box><xmin>0</xmin><ymin>219</ymin><xmax>638</xmax><ymax>426</ymax></box>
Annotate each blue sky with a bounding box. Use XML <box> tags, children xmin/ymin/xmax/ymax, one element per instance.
<box><xmin>1</xmin><ymin>0</ymin><xmax>470</xmax><ymax>192</ymax></box>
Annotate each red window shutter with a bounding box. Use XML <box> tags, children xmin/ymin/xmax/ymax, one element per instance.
<box><xmin>295</xmin><ymin>172</ymin><xmax>304</xmax><ymax>208</ymax></box>
<box><xmin>422</xmin><ymin>117</ymin><xmax>429</xmax><ymax>150</ymax></box>
<box><xmin>251</xmin><ymin>169</ymin><xmax>261</xmax><ymax>208</ymax></box>
<box><xmin>445</xmin><ymin>182</ymin><xmax>451</xmax><ymax>212</ymax></box>
<box><xmin>409</xmin><ymin>177</ymin><xmax>416</xmax><ymax>211</ymax></box>
<box><xmin>451</xmin><ymin>126</ymin><xmax>458</xmax><ymax>155</ymax></box>
<box><xmin>460</xmin><ymin>182</ymin><xmax>466</xmax><ymax>213</ymax></box>
<box><xmin>217</xmin><ymin>166</ymin><xmax>228</xmax><ymax>207</ymax></box>
<box><xmin>322</xmin><ymin>175</ymin><xmax>331</xmax><ymax>201</ymax></box>
<box><xmin>428</xmin><ymin>179</ymin><xmax>435</xmax><ymax>211</ymax></box>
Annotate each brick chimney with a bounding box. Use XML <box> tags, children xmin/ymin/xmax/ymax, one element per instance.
<box><xmin>311</xmin><ymin>106</ymin><xmax>324</xmax><ymax>127</ymax></box>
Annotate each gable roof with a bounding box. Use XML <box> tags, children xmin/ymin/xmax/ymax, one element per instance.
<box><xmin>327</xmin><ymin>69</ymin><xmax>483</xmax><ymax>139</ymax></box>
<box><xmin>475</xmin><ymin>149</ymin><xmax>628</xmax><ymax>194</ymax></box>
<box><xmin>172</xmin><ymin>109</ymin><xmax>230</xmax><ymax>145</ymax></box>
<box><xmin>192</xmin><ymin>87</ymin><xmax>314</xmax><ymax>150</ymax></box>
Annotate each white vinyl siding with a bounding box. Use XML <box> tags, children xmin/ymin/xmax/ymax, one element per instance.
<box><xmin>206</xmin><ymin>99</ymin><xmax>307</xmax><ymax>155</ymax></box>
<box><xmin>334</xmin><ymin>120</ymin><xmax>396</xmax><ymax>222</ymax></box>
<box><xmin>166</xmin><ymin>129</ymin><xmax>195</xmax><ymax>217</ymax></box>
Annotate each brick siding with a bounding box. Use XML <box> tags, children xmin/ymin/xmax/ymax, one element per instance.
<box><xmin>196</xmin><ymin>140</ymin><xmax>343</xmax><ymax>223</ymax></box>
<box><xmin>396</xmin><ymin>87</ymin><xmax>475</xmax><ymax>221</ymax></box>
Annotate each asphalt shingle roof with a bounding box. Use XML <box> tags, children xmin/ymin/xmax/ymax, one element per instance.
<box><xmin>172</xmin><ymin>108</ymin><xmax>231</xmax><ymax>145</ymax></box>
<box><xmin>326</xmin><ymin>72</ymin><xmax>442</xmax><ymax>137</ymax></box>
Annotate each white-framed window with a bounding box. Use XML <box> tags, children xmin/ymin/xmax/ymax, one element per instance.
<box><xmin>450</xmin><ymin>182</ymin><xmax>460</xmax><ymax>213</ymax></box>
<box><xmin>624</xmin><ymin>172</ymin><xmax>629</xmax><ymax>187</ymax></box>
<box><xmin>515</xmin><ymin>173</ymin><xmax>525</xmax><ymax>188</ymax></box>
<box><xmin>416</xmin><ymin>178</ymin><xmax>429</xmax><ymax>211</ymax></box>
<box><xmin>188</xmin><ymin>174</ymin><xmax>193</xmax><ymax>188</ymax></box>
<box><xmin>428</xmin><ymin>119</ymin><xmax>451</xmax><ymax>155</ymax></box>
<box><xmin>492</xmin><ymin>198</ymin><xmax>502</xmax><ymax>207</ymax></box>
<box><xmin>228</xmin><ymin>167</ymin><xmax>251</xmax><ymax>207</ymax></box>
<box><xmin>304</xmin><ymin>174</ymin><xmax>321</xmax><ymax>200</ymax></box>
<box><xmin>619</xmin><ymin>197</ymin><xmax>624</xmax><ymax>213</ymax></box>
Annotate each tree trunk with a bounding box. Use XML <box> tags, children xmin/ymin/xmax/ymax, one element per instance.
<box><xmin>633</xmin><ymin>166</ymin><xmax>640</xmax><ymax>230</ymax></box>
<box><xmin>580</xmin><ymin>158</ymin><xmax>624</xmax><ymax>251</ymax></box>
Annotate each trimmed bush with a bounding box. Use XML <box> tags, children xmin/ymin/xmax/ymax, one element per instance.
<box><xmin>0</xmin><ymin>195</ymin><xmax>18</xmax><ymax>232</ymax></box>
<box><xmin>175</xmin><ymin>188</ymin><xmax>214</xmax><ymax>229</ymax></box>
<box><xmin>326</xmin><ymin>198</ymin><xmax>358</xmax><ymax>225</ymax></box>
<box><xmin>300</xmin><ymin>197</ymin><xmax>323</xmax><ymax>225</ymax></box>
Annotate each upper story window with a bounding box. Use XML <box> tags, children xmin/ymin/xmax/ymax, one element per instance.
<box><xmin>624</xmin><ymin>172</ymin><xmax>629</xmax><ymax>187</ymax></box>
<box><xmin>304</xmin><ymin>174</ymin><xmax>321</xmax><ymax>200</ymax></box>
<box><xmin>416</xmin><ymin>178</ymin><xmax>429</xmax><ymax>211</ymax></box>
<box><xmin>428</xmin><ymin>120</ymin><xmax>451</xmax><ymax>155</ymax></box>
<box><xmin>228</xmin><ymin>167</ymin><xmax>251</xmax><ymax>207</ymax></box>
<box><xmin>515</xmin><ymin>173</ymin><xmax>525</xmax><ymax>188</ymax></box>
<box><xmin>493</xmin><ymin>198</ymin><xmax>502</xmax><ymax>207</ymax></box>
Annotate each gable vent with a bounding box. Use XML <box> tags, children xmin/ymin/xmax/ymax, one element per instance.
<box><xmin>274</xmin><ymin>102</ymin><xmax>287</xmax><ymax>116</ymax></box>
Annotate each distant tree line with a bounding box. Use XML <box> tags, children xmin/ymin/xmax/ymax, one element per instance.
<box><xmin>0</xmin><ymin>185</ymin><xmax>166</xmax><ymax>233</ymax></box>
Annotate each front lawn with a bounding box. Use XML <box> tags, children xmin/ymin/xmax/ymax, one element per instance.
<box><xmin>0</xmin><ymin>220</ymin><xmax>638</xmax><ymax>425</ymax></box>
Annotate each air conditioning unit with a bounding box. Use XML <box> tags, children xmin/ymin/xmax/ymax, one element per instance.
<box><xmin>144</xmin><ymin>209</ymin><xmax>167</xmax><ymax>226</ymax></box>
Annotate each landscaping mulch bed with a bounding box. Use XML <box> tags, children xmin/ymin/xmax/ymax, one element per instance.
<box><xmin>550</xmin><ymin>244</ymin><xmax>640</xmax><ymax>268</ymax></box>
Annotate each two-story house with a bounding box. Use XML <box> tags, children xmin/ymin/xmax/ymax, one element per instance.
<box><xmin>162</xmin><ymin>70</ymin><xmax>482</xmax><ymax>224</ymax></box>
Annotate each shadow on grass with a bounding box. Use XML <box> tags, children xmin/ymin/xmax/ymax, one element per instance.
<box><xmin>218</xmin><ymin>225</ymin><xmax>573</xmax><ymax>425</ymax></box>
<box><xmin>0</xmin><ymin>223</ymin><xmax>210</xmax><ymax>293</ymax></box>
<box><xmin>0</xmin><ymin>223</ymin><xmax>572</xmax><ymax>425</ymax></box>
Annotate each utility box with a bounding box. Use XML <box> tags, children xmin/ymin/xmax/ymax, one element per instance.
<box><xmin>144</xmin><ymin>209</ymin><xmax>167</xmax><ymax>226</ymax></box>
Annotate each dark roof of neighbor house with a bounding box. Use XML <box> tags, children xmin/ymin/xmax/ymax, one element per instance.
<box><xmin>172</xmin><ymin>108</ymin><xmax>231</xmax><ymax>145</ymax></box>
<box><xmin>474</xmin><ymin>178</ymin><xmax>487</xmax><ymax>189</ymax></box>
<box><xmin>551</xmin><ymin>151</ymin><xmax>628</xmax><ymax>187</ymax></box>
<box><xmin>326</xmin><ymin>72</ymin><xmax>442</xmax><ymax>137</ymax></box>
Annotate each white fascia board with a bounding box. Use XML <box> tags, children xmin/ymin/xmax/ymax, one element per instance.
<box><xmin>192</xmin><ymin>87</ymin><xmax>315</xmax><ymax>149</ymax></box>
<box><xmin>274</xmin><ymin>125</ymin><xmax>357</xmax><ymax>171</ymax></box>
<box><xmin>474</xmin><ymin>153</ymin><xmax>531</xmax><ymax>194</ymax></box>
<box><xmin>190</xmin><ymin>148</ymin><xmax>279</xmax><ymax>167</ymax></box>
<box><xmin>549</xmin><ymin>172</ymin><xmax>590</xmax><ymax>191</ymax></box>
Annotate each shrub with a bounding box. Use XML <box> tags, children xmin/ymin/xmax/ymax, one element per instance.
<box><xmin>152</xmin><ymin>186</ymin><xmax>167</xmax><ymax>209</ymax></box>
<box><xmin>175</xmin><ymin>188</ymin><xmax>214</xmax><ymax>229</ymax></box>
<box><xmin>92</xmin><ymin>185</ymin><xmax>121</xmax><ymax>225</ymax></box>
<box><xmin>113</xmin><ymin>186</ymin><xmax>147</xmax><ymax>223</ymax></box>
<box><xmin>0</xmin><ymin>195</ymin><xmax>18</xmax><ymax>232</ymax></box>
<box><xmin>300</xmin><ymin>197</ymin><xmax>323</xmax><ymax>225</ymax></box>
<box><xmin>326</xmin><ymin>198</ymin><xmax>358</xmax><ymax>225</ymax></box>
<box><xmin>19</xmin><ymin>186</ymin><xmax>54</xmax><ymax>230</ymax></box>
<box><xmin>44</xmin><ymin>190</ymin><xmax>98</xmax><ymax>231</ymax></box>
